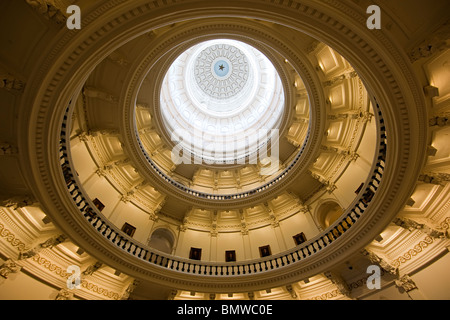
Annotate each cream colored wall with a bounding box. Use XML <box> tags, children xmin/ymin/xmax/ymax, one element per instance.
<box><xmin>279</xmin><ymin>213</ymin><xmax>316</xmax><ymax>247</ymax></box>
<box><xmin>215</xmin><ymin>232</ymin><xmax>247</xmax><ymax>262</ymax></box>
<box><xmin>410</xmin><ymin>252</ymin><xmax>450</xmax><ymax>300</ymax></box>
<box><xmin>0</xmin><ymin>270</ymin><xmax>60</xmax><ymax>300</ymax></box>
<box><xmin>173</xmin><ymin>211</ymin><xmax>320</xmax><ymax>261</ymax></box>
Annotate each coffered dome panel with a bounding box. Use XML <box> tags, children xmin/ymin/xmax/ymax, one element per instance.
<box><xmin>193</xmin><ymin>42</ymin><xmax>250</xmax><ymax>101</ymax></box>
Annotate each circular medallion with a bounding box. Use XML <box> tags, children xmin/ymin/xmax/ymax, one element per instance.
<box><xmin>194</xmin><ymin>44</ymin><xmax>249</xmax><ymax>100</ymax></box>
<box><xmin>213</xmin><ymin>59</ymin><xmax>231</xmax><ymax>78</ymax></box>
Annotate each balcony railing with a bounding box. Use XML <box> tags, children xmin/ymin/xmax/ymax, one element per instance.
<box><xmin>59</xmin><ymin>101</ymin><xmax>386</xmax><ymax>277</ymax></box>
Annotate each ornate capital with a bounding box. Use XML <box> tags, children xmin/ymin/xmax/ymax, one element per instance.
<box><xmin>26</xmin><ymin>0</ymin><xmax>67</xmax><ymax>25</ymax></box>
<box><xmin>324</xmin><ymin>271</ymin><xmax>352</xmax><ymax>298</ymax></box>
<box><xmin>55</xmin><ymin>289</ymin><xmax>74</xmax><ymax>300</ymax></box>
<box><xmin>0</xmin><ymin>142</ymin><xmax>18</xmax><ymax>155</ymax></box>
<box><xmin>0</xmin><ymin>259</ymin><xmax>22</xmax><ymax>279</ymax></box>
<box><xmin>394</xmin><ymin>274</ymin><xmax>418</xmax><ymax>293</ymax></box>
<box><xmin>82</xmin><ymin>262</ymin><xmax>103</xmax><ymax>276</ymax></box>
<box><xmin>361</xmin><ymin>249</ymin><xmax>399</xmax><ymax>276</ymax></box>
<box><xmin>0</xmin><ymin>68</ymin><xmax>25</xmax><ymax>92</ymax></box>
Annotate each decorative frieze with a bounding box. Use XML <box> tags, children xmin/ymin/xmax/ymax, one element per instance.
<box><xmin>418</xmin><ymin>172</ymin><xmax>450</xmax><ymax>186</ymax></box>
<box><xmin>429</xmin><ymin>115</ymin><xmax>449</xmax><ymax>127</ymax></box>
<box><xmin>31</xmin><ymin>253</ymin><xmax>122</xmax><ymax>299</ymax></box>
<box><xmin>0</xmin><ymin>195</ymin><xmax>37</xmax><ymax>209</ymax></box>
<box><xmin>82</xmin><ymin>262</ymin><xmax>103</xmax><ymax>276</ymax></box>
<box><xmin>322</xmin><ymin>70</ymin><xmax>358</xmax><ymax>87</ymax></box>
<box><xmin>391</xmin><ymin>236</ymin><xmax>434</xmax><ymax>268</ymax></box>
<box><xmin>408</xmin><ymin>20</ymin><xmax>450</xmax><ymax>63</ymax></box>
<box><xmin>393</xmin><ymin>216</ymin><xmax>449</xmax><ymax>239</ymax></box>
<box><xmin>83</xmin><ymin>86</ymin><xmax>118</xmax><ymax>103</ymax></box>
<box><xmin>107</xmin><ymin>50</ymin><xmax>129</xmax><ymax>67</ymax></box>
<box><xmin>0</xmin><ymin>221</ymin><xmax>27</xmax><ymax>251</ymax></box>
<box><xmin>18</xmin><ymin>234</ymin><xmax>68</xmax><ymax>260</ymax></box>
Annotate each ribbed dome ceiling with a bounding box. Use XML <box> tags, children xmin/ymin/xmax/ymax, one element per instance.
<box><xmin>193</xmin><ymin>41</ymin><xmax>250</xmax><ymax>102</ymax></box>
<box><xmin>159</xmin><ymin>39</ymin><xmax>285</xmax><ymax>165</ymax></box>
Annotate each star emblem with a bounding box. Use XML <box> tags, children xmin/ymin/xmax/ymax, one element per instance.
<box><xmin>219</xmin><ymin>64</ymin><xmax>225</xmax><ymax>71</ymax></box>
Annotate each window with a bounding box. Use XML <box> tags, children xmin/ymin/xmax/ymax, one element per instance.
<box><xmin>293</xmin><ymin>232</ymin><xmax>307</xmax><ymax>245</ymax></box>
<box><xmin>259</xmin><ymin>245</ymin><xmax>271</xmax><ymax>257</ymax></box>
<box><xmin>225</xmin><ymin>250</ymin><xmax>236</xmax><ymax>262</ymax></box>
<box><xmin>189</xmin><ymin>247</ymin><xmax>202</xmax><ymax>260</ymax></box>
<box><xmin>121</xmin><ymin>222</ymin><xmax>136</xmax><ymax>237</ymax></box>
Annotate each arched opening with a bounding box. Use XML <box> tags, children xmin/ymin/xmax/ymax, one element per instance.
<box><xmin>316</xmin><ymin>201</ymin><xmax>344</xmax><ymax>229</ymax></box>
<box><xmin>148</xmin><ymin>228</ymin><xmax>175</xmax><ymax>254</ymax></box>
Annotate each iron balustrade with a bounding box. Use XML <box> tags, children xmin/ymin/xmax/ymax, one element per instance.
<box><xmin>58</xmin><ymin>101</ymin><xmax>386</xmax><ymax>277</ymax></box>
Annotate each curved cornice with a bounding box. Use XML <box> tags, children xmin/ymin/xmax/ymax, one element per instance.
<box><xmin>20</xmin><ymin>0</ymin><xmax>427</xmax><ymax>292</ymax></box>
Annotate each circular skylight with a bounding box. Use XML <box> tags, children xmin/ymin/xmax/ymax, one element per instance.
<box><xmin>160</xmin><ymin>39</ymin><xmax>285</xmax><ymax>165</ymax></box>
<box><xmin>194</xmin><ymin>43</ymin><xmax>250</xmax><ymax>103</ymax></box>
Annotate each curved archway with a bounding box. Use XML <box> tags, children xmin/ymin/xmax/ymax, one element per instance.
<box><xmin>148</xmin><ymin>228</ymin><xmax>176</xmax><ymax>254</ymax></box>
<box><xmin>316</xmin><ymin>200</ymin><xmax>345</xmax><ymax>229</ymax></box>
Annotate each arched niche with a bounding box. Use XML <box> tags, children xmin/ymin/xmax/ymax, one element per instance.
<box><xmin>316</xmin><ymin>200</ymin><xmax>344</xmax><ymax>229</ymax></box>
<box><xmin>148</xmin><ymin>227</ymin><xmax>176</xmax><ymax>254</ymax></box>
